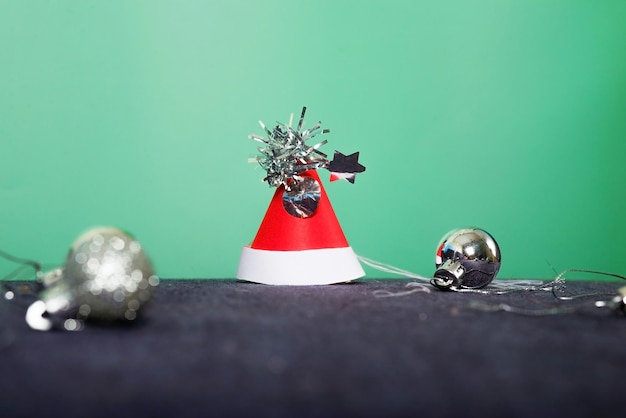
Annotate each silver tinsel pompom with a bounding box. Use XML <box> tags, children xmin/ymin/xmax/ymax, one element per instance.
<box><xmin>26</xmin><ymin>227</ymin><xmax>159</xmax><ymax>331</ymax></box>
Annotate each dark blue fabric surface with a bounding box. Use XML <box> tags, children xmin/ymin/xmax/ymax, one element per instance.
<box><xmin>1</xmin><ymin>279</ymin><xmax>625</xmax><ymax>418</ymax></box>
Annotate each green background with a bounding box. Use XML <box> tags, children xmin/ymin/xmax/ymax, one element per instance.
<box><xmin>1</xmin><ymin>0</ymin><xmax>625</xmax><ymax>280</ymax></box>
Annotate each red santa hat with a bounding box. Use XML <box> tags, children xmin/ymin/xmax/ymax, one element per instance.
<box><xmin>237</xmin><ymin>170</ymin><xmax>364</xmax><ymax>285</ymax></box>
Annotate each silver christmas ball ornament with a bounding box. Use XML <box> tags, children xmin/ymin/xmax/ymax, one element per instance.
<box><xmin>26</xmin><ymin>227</ymin><xmax>159</xmax><ymax>331</ymax></box>
<box><xmin>432</xmin><ymin>228</ymin><xmax>501</xmax><ymax>290</ymax></box>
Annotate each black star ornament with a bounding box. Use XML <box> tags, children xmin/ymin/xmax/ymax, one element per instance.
<box><xmin>328</xmin><ymin>151</ymin><xmax>366</xmax><ymax>184</ymax></box>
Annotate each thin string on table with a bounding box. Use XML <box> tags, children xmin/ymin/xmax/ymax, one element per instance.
<box><xmin>468</xmin><ymin>301</ymin><xmax>580</xmax><ymax>316</ymax></box>
<box><xmin>357</xmin><ymin>255</ymin><xmax>559</xmax><ymax>297</ymax></box>
<box><xmin>550</xmin><ymin>268</ymin><xmax>624</xmax><ymax>300</ymax></box>
<box><xmin>0</xmin><ymin>249</ymin><xmax>44</xmax><ymax>350</ymax></box>
<box><xmin>450</xmin><ymin>279</ymin><xmax>563</xmax><ymax>295</ymax></box>
<box><xmin>357</xmin><ymin>256</ymin><xmax>432</xmax><ymax>297</ymax></box>
<box><xmin>470</xmin><ymin>269</ymin><xmax>626</xmax><ymax>316</ymax></box>
<box><xmin>1</xmin><ymin>249</ymin><xmax>43</xmax><ymax>300</ymax></box>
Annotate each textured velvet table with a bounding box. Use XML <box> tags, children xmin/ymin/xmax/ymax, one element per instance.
<box><xmin>1</xmin><ymin>279</ymin><xmax>625</xmax><ymax>418</ymax></box>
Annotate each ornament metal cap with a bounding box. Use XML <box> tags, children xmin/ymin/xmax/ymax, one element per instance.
<box><xmin>237</xmin><ymin>170</ymin><xmax>364</xmax><ymax>285</ymax></box>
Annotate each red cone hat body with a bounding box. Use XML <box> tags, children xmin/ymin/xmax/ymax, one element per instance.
<box><xmin>251</xmin><ymin>170</ymin><xmax>348</xmax><ymax>251</ymax></box>
<box><xmin>237</xmin><ymin>170</ymin><xmax>364</xmax><ymax>285</ymax></box>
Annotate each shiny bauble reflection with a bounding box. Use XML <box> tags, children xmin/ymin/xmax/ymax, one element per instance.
<box><xmin>432</xmin><ymin>228</ymin><xmax>501</xmax><ymax>290</ymax></box>
<box><xmin>282</xmin><ymin>177</ymin><xmax>321</xmax><ymax>218</ymax></box>
<box><xmin>26</xmin><ymin>227</ymin><xmax>159</xmax><ymax>331</ymax></box>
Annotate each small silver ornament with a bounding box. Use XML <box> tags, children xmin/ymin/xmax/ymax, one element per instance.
<box><xmin>432</xmin><ymin>228</ymin><xmax>501</xmax><ymax>290</ymax></box>
<box><xmin>282</xmin><ymin>177</ymin><xmax>321</xmax><ymax>218</ymax></box>
<box><xmin>26</xmin><ymin>227</ymin><xmax>159</xmax><ymax>331</ymax></box>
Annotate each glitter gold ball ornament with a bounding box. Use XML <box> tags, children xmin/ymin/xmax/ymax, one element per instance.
<box><xmin>432</xmin><ymin>228</ymin><xmax>501</xmax><ymax>290</ymax></box>
<box><xmin>26</xmin><ymin>227</ymin><xmax>159</xmax><ymax>331</ymax></box>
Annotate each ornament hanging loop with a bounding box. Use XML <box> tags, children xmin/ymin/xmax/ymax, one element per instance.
<box><xmin>432</xmin><ymin>260</ymin><xmax>466</xmax><ymax>290</ymax></box>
